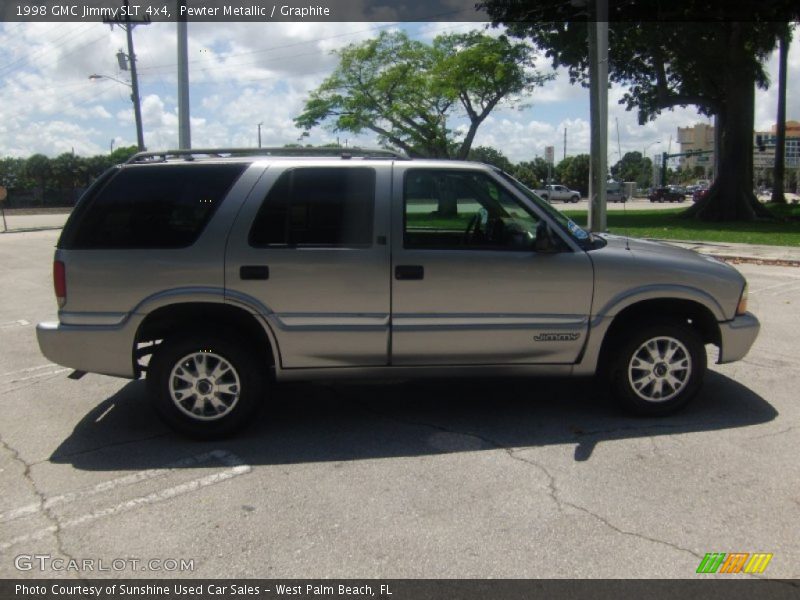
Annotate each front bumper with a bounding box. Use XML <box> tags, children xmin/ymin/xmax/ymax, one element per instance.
<box><xmin>717</xmin><ymin>312</ymin><xmax>760</xmax><ymax>364</ymax></box>
<box><xmin>36</xmin><ymin>318</ymin><xmax>142</xmax><ymax>379</ymax></box>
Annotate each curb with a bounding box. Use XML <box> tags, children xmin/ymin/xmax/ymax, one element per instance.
<box><xmin>0</xmin><ymin>226</ymin><xmax>64</xmax><ymax>234</ymax></box>
<box><xmin>709</xmin><ymin>255</ymin><xmax>800</xmax><ymax>268</ymax></box>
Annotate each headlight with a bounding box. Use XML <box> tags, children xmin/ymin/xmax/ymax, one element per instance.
<box><xmin>736</xmin><ymin>282</ymin><xmax>748</xmax><ymax>316</ymax></box>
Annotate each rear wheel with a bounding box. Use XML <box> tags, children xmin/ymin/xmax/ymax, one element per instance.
<box><xmin>147</xmin><ymin>334</ymin><xmax>265</xmax><ymax>438</ymax></box>
<box><xmin>607</xmin><ymin>320</ymin><xmax>706</xmax><ymax>416</ymax></box>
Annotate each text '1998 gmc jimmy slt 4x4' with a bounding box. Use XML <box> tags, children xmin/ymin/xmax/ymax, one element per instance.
<box><xmin>37</xmin><ymin>148</ymin><xmax>759</xmax><ymax>437</ymax></box>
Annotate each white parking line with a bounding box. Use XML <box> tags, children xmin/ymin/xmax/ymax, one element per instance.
<box><xmin>750</xmin><ymin>279</ymin><xmax>800</xmax><ymax>295</ymax></box>
<box><xmin>4</xmin><ymin>368</ymin><xmax>70</xmax><ymax>384</ymax></box>
<box><xmin>0</xmin><ymin>450</ymin><xmax>251</xmax><ymax>551</ymax></box>
<box><xmin>0</xmin><ymin>364</ymin><xmax>58</xmax><ymax>378</ymax></box>
<box><xmin>0</xmin><ymin>319</ymin><xmax>30</xmax><ymax>329</ymax></box>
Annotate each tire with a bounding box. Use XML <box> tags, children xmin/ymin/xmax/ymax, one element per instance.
<box><xmin>571</xmin><ymin>195</ymin><xmax>580</xmax><ymax>203</ymax></box>
<box><xmin>540</xmin><ymin>195</ymin><xmax>548</xmax><ymax>202</ymax></box>
<box><xmin>607</xmin><ymin>320</ymin><xmax>706</xmax><ymax>416</ymax></box>
<box><xmin>147</xmin><ymin>333</ymin><xmax>266</xmax><ymax>438</ymax></box>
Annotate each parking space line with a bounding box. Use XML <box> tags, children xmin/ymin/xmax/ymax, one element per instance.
<box><xmin>0</xmin><ymin>450</ymin><xmax>252</xmax><ymax>551</ymax></box>
<box><xmin>0</xmin><ymin>319</ymin><xmax>30</xmax><ymax>329</ymax></box>
<box><xmin>0</xmin><ymin>364</ymin><xmax>59</xmax><ymax>378</ymax></box>
<box><xmin>4</xmin><ymin>369</ymin><xmax>70</xmax><ymax>384</ymax></box>
<box><xmin>0</xmin><ymin>450</ymin><xmax>243</xmax><ymax>524</ymax></box>
<box><xmin>750</xmin><ymin>279</ymin><xmax>800</xmax><ymax>295</ymax></box>
<box><xmin>0</xmin><ymin>466</ymin><xmax>250</xmax><ymax>551</ymax></box>
<box><xmin>0</xmin><ymin>450</ymin><xmax>251</xmax><ymax>550</ymax></box>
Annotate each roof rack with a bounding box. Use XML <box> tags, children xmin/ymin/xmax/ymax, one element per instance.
<box><xmin>125</xmin><ymin>147</ymin><xmax>409</xmax><ymax>164</ymax></box>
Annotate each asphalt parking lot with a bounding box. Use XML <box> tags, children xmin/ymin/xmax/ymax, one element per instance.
<box><xmin>0</xmin><ymin>229</ymin><xmax>798</xmax><ymax>579</ymax></box>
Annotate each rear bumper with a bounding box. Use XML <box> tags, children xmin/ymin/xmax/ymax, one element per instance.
<box><xmin>717</xmin><ymin>312</ymin><xmax>760</xmax><ymax>364</ymax></box>
<box><xmin>36</xmin><ymin>318</ymin><xmax>141</xmax><ymax>378</ymax></box>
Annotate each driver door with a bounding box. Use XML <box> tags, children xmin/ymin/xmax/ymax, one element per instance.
<box><xmin>390</xmin><ymin>166</ymin><xmax>593</xmax><ymax>365</ymax></box>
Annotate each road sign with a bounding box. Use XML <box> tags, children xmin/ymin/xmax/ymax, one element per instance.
<box><xmin>545</xmin><ymin>146</ymin><xmax>555</xmax><ymax>165</ymax></box>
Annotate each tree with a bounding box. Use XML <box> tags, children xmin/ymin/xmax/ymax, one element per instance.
<box><xmin>480</xmin><ymin>1</ymin><xmax>799</xmax><ymax>220</ymax></box>
<box><xmin>51</xmin><ymin>153</ymin><xmax>88</xmax><ymax>194</ymax></box>
<box><xmin>562</xmin><ymin>154</ymin><xmax>590</xmax><ymax>195</ymax></box>
<box><xmin>467</xmin><ymin>146</ymin><xmax>514</xmax><ymax>171</ymax></box>
<box><xmin>24</xmin><ymin>154</ymin><xmax>51</xmax><ymax>203</ymax></box>
<box><xmin>295</xmin><ymin>30</ymin><xmax>552</xmax><ymax>159</ymax></box>
<box><xmin>611</xmin><ymin>151</ymin><xmax>652</xmax><ymax>188</ymax></box>
<box><xmin>109</xmin><ymin>145</ymin><xmax>139</xmax><ymax>164</ymax></box>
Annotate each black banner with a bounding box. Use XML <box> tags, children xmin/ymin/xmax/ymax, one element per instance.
<box><xmin>1</xmin><ymin>0</ymin><xmax>799</xmax><ymax>23</ymax></box>
<box><xmin>2</xmin><ymin>580</ymin><xmax>800</xmax><ymax>600</ymax></box>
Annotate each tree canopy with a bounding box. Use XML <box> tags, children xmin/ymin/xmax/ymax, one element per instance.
<box><xmin>480</xmin><ymin>1</ymin><xmax>798</xmax><ymax>220</ymax></box>
<box><xmin>295</xmin><ymin>30</ymin><xmax>553</xmax><ymax>159</ymax></box>
<box><xmin>611</xmin><ymin>151</ymin><xmax>653</xmax><ymax>188</ymax></box>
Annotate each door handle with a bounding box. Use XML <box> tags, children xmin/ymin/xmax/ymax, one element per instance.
<box><xmin>240</xmin><ymin>265</ymin><xmax>270</xmax><ymax>280</ymax></box>
<box><xmin>395</xmin><ymin>265</ymin><xmax>424</xmax><ymax>280</ymax></box>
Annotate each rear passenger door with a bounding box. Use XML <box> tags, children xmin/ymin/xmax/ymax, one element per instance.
<box><xmin>225</xmin><ymin>163</ymin><xmax>391</xmax><ymax>369</ymax></box>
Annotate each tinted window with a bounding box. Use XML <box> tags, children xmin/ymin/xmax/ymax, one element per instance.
<box><xmin>404</xmin><ymin>170</ymin><xmax>540</xmax><ymax>251</ymax></box>
<box><xmin>249</xmin><ymin>168</ymin><xmax>374</xmax><ymax>248</ymax></box>
<box><xmin>62</xmin><ymin>163</ymin><xmax>245</xmax><ymax>249</ymax></box>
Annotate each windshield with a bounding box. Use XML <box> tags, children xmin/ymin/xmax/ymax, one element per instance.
<box><xmin>494</xmin><ymin>170</ymin><xmax>591</xmax><ymax>245</ymax></box>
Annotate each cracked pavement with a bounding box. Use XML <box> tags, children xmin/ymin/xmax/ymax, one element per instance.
<box><xmin>1</xmin><ymin>230</ymin><xmax>799</xmax><ymax>579</ymax></box>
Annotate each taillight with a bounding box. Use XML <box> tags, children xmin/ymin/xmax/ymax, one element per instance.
<box><xmin>53</xmin><ymin>260</ymin><xmax>66</xmax><ymax>308</ymax></box>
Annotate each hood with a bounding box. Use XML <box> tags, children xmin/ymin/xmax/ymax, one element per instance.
<box><xmin>599</xmin><ymin>233</ymin><xmax>736</xmax><ymax>271</ymax></box>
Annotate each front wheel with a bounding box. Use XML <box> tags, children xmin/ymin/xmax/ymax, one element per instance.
<box><xmin>607</xmin><ymin>321</ymin><xmax>706</xmax><ymax>416</ymax></box>
<box><xmin>147</xmin><ymin>334</ymin><xmax>266</xmax><ymax>438</ymax></box>
<box><xmin>571</xmin><ymin>195</ymin><xmax>580</xmax><ymax>203</ymax></box>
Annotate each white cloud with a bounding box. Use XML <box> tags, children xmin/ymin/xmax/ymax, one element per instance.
<box><xmin>0</xmin><ymin>21</ymin><xmax>797</xmax><ymax>164</ymax></box>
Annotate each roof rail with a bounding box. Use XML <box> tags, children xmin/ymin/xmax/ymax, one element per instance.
<box><xmin>125</xmin><ymin>147</ymin><xmax>409</xmax><ymax>164</ymax></box>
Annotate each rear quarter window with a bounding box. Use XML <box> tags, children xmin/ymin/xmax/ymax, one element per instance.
<box><xmin>59</xmin><ymin>163</ymin><xmax>246</xmax><ymax>249</ymax></box>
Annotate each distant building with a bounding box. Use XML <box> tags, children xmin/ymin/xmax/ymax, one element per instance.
<box><xmin>677</xmin><ymin>123</ymin><xmax>715</xmax><ymax>176</ymax></box>
<box><xmin>677</xmin><ymin>121</ymin><xmax>800</xmax><ymax>183</ymax></box>
<box><xmin>753</xmin><ymin>121</ymin><xmax>800</xmax><ymax>173</ymax></box>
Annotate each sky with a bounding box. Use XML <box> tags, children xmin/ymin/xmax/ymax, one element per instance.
<box><xmin>0</xmin><ymin>20</ymin><xmax>798</xmax><ymax>165</ymax></box>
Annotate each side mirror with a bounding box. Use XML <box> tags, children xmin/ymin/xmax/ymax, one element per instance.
<box><xmin>534</xmin><ymin>221</ymin><xmax>560</xmax><ymax>253</ymax></box>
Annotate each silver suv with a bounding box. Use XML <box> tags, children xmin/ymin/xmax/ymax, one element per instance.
<box><xmin>37</xmin><ymin>148</ymin><xmax>759</xmax><ymax>437</ymax></box>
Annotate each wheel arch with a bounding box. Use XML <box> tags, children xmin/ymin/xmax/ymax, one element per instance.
<box><xmin>596</xmin><ymin>298</ymin><xmax>720</xmax><ymax>374</ymax></box>
<box><xmin>133</xmin><ymin>302</ymin><xmax>277</xmax><ymax>377</ymax></box>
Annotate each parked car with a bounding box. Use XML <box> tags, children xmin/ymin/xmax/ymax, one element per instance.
<box><xmin>37</xmin><ymin>148</ymin><xmax>759</xmax><ymax>437</ymax></box>
<box><xmin>693</xmin><ymin>188</ymin><xmax>710</xmax><ymax>203</ymax></box>
<box><xmin>534</xmin><ymin>184</ymin><xmax>582</xmax><ymax>203</ymax></box>
<box><xmin>649</xmin><ymin>186</ymin><xmax>686</xmax><ymax>203</ymax></box>
<box><xmin>606</xmin><ymin>189</ymin><xmax>628</xmax><ymax>203</ymax></box>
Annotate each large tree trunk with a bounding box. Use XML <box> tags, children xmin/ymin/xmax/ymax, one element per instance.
<box><xmin>682</xmin><ymin>33</ymin><xmax>772</xmax><ymax>221</ymax></box>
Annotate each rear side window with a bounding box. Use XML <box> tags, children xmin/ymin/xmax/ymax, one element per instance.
<box><xmin>249</xmin><ymin>167</ymin><xmax>375</xmax><ymax>248</ymax></box>
<box><xmin>61</xmin><ymin>163</ymin><xmax>245</xmax><ymax>249</ymax></box>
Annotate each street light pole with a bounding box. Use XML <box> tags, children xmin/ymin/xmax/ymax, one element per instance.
<box><xmin>257</xmin><ymin>122</ymin><xmax>262</xmax><ymax>148</ymax></box>
<box><xmin>89</xmin><ymin>73</ymin><xmax>144</xmax><ymax>150</ymax></box>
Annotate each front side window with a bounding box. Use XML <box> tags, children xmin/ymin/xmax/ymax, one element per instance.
<box><xmin>249</xmin><ymin>167</ymin><xmax>375</xmax><ymax>248</ymax></box>
<box><xmin>403</xmin><ymin>169</ymin><xmax>541</xmax><ymax>251</ymax></box>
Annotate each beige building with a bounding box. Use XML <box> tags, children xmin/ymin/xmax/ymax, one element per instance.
<box><xmin>677</xmin><ymin>123</ymin><xmax>715</xmax><ymax>175</ymax></box>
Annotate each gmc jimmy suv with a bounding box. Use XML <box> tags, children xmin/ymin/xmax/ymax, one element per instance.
<box><xmin>37</xmin><ymin>148</ymin><xmax>759</xmax><ymax>437</ymax></box>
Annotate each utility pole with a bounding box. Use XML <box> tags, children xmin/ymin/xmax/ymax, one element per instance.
<box><xmin>257</xmin><ymin>122</ymin><xmax>262</xmax><ymax>148</ymax></box>
<box><xmin>771</xmin><ymin>26</ymin><xmax>789</xmax><ymax>204</ymax></box>
<box><xmin>563</xmin><ymin>127</ymin><xmax>567</xmax><ymax>161</ymax></box>
<box><xmin>588</xmin><ymin>0</ymin><xmax>608</xmax><ymax>232</ymax></box>
<box><xmin>105</xmin><ymin>0</ymin><xmax>150</xmax><ymax>151</ymax></box>
<box><xmin>177</xmin><ymin>0</ymin><xmax>191</xmax><ymax>149</ymax></box>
